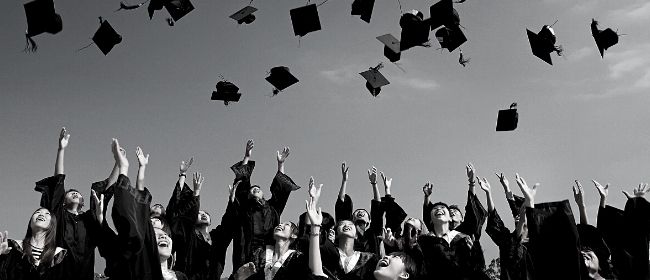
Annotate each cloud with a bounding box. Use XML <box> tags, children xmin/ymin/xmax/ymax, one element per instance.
<box><xmin>609</xmin><ymin>2</ymin><xmax>650</xmax><ymax>25</ymax></box>
<box><xmin>568</xmin><ymin>47</ymin><xmax>596</xmax><ymax>61</ymax></box>
<box><xmin>319</xmin><ymin>64</ymin><xmax>361</xmax><ymax>85</ymax></box>
<box><xmin>606</xmin><ymin>43</ymin><xmax>650</xmax><ymax>81</ymax></box>
<box><xmin>393</xmin><ymin>77</ymin><xmax>439</xmax><ymax>91</ymax></box>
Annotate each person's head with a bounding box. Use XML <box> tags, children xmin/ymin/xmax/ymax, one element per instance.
<box><xmin>150</xmin><ymin>204</ymin><xmax>166</xmax><ymax>218</ymax></box>
<box><xmin>337</xmin><ymin>220</ymin><xmax>357</xmax><ymax>239</ymax></box>
<box><xmin>155</xmin><ymin>227</ymin><xmax>173</xmax><ymax>263</ymax></box>
<box><xmin>196</xmin><ymin>210</ymin><xmax>211</xmax><ymax>226</ymax></box>
<box><xmin>448</xmin><ymin>205</ymin><xmax>463</xmax><ymax>229</ymax></box>
<box><xmin>63</xmin><ymin>189</ymin><xmax>84</xmax><ymax>211</ymax></box>
<box><xmin>401</xmin><ymin>218</ymin><xmax>423</xmax><ymax>246</ymax></box>
<box><xmin>352</xmin><ymin>209</ymin><xmax>370</xmax><ymax>232</ymax></box>
<box><xmin>429</xmin><ymin>202</ymin><xmax>451</xmax><ymax>225</ymax></box>
<box><xmin>374</xmin><ymin>252</ymin><xmax>417</xmax><ymax>280</ymax></box>
<box><xmin>24</xmin><ymin>208</ymin><xmax>58</xmax><ymax>266</ymax></box>
<box><xmin>248</xmin><ymin>185</ymin><xmax>264</xmax><ymax>200</ymax></box>
<box><xmin>273</xmin><ymin>222</ymin><xmax>298</xmax><ymax>241</ymax></box>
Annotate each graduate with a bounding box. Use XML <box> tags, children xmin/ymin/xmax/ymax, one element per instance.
<box><xmin>33</xmin><ymin>128</ymin><xmax>106</xmax><ymax>280</ymax></box>
<box><xmin>0</xmin><ymin>208</ymin><xmax>69</xmax><ymax>280</ymax></box>
<box><xmin>230</xmin><ymin>140</ymin><xmax>301</xmax><ymax>270</ymax></box>
<box><xmin>306</xmin><ymin>189</ymin><xmax>417</xmax><ymax>280</ymax></box>
<box><xmin>296</xmin><ymin>175</ymin><xmax>336</xmax><ymax>255</ymax></box>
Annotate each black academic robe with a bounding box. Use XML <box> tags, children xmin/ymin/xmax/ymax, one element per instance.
<box><xmin>418</xmin><ymin>231</ymin><xmax>485</xmax><ymax>280</ymax></box>
<box><xmin>241</xmin><ymin>247</ymin><xmax>309</xmax><ymax>280</ymax></box>
<box><xmin>93</xmin><ymin>175</ymin><xmax>164</xmax><ymax>280</ymax></box>
<box><xmin>171</xmin><ymin>191</ymin><xmax>235</xmax><ymax>280</ymax></box>
<box><xmin>34</xmin><ymin>174</ymin><xmax>100</xmax><ymax>280</ymax></box>
<box><xmin>525</xmin><ymin>200</ymin><xmax>582</xmax><ymax>280</ymax></box>
<box><xmin>0</xmin><ymin>240</ymin><xmax>68</xmax><ymax>280</ymax></box>
<box><xmin>296</xmin><ymin>211</ymin><xmax>335</xmax><ymax>254</ymax></box>
<box><xmin>320</xmin><ymin>241</ymin><xmax>378</xmax><ymax>280</ymax></box>
<box><xmin>334</xmin><ymin>194</ymin><xmax>384</xmax><ymax>254</ymax></box>
<box><xmin>485</xmin><ymin>209</ymin><xmax>534</xmax><ymax>280</ymax></box>
<box><xmin>598</xmin><ymin>197</ymin><xmax>650</xmax><ymax>280</ymax></box>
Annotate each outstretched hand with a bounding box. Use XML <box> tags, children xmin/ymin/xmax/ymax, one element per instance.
<box><xmin>235</xmin><ymin>262</ymin><xmax>257</xmax><ymax>280</ymax></box>
<box><xmin>495</xmin><ymin>172</ymin><xmax>510</xmax><ymax>192</ymax></box>
<box><xmin>368</xmin><ymin>166</ymin><xmax>377</xmax><ymax>185</ymax></box>
<box><xmin>136</xmin><ymin>146</ymin><xmax>149</xmax><ymax>167</ymax></box>
<box><xmin>112</xmin><ymin>139</ymin><xmax>128</xmax><ymax>171</ymax></box>
<box><xmin>277</xmin><ymin>147</ymin><xmax>290</xmax><ymax>163</ymax></box>
<box><xmin>381</xmin><ymin>172</ymin><xmax>392</xmax><ymax>195</ymax></box>
<box><xmin>341</xmin><ymin>162</ymin><xmax>349</xmax><ymax>182</ymax></box>
<box><xmin>623</xmin><ymin>183</ymin><xmax>649</xmax><ymax>199</ymax></box>
<box><xmin>193</xmin><ymin>172</ymin><xmax>204</xmax><ymax>196</ymax></box>
<box><xmin>380</xmin><ymin>228</ymin><xmax>396</xmax><ymax>246</ymax></box>
<box><xmin>515</xmin><ymin>173</ymin><xmax>538</xmax><ymax>204</ymax></box>
<box><xmin>305</xmin><ymin>197</ymin><xmax>323</xmax><ymax>226</ymax></box>
<box><xmin>422</xmin><ymin>181</ymin><xmax>433</xmax><ymax>197</ymax></box>
<box><xmin>58</xmin><ymin>127</ymin><xmax>70</xmax><ymax>150</ymax></box>
<box><xmin>179</xmin><ymin>157</ymin><xmax>194</xmax><ymax>174</ymax></box>
<box><xmin>91</xmin><ymin>190</ymin><xmax>105</xmax><ymax>224</ymax></box>
<box><xmin>308</xmin><ymin>176</ymin><xmax>323</xmax><ymax>200</ymax></box>
<box><xmin>0</xmin><ymin>231</ymin><xmax>12</xmax><ymax>255</ymax></box>
<box><xmin>572</xmin><ymin>180</ymin><xmax>585</xmax><ymax>206</ymax></box>
<box><xmin>592</xmin><ymin>180</ymin><xmax>609</xmax><ymax>199</ymax></box>
<box><xmin>478</xmin><ymin>177</ymin><xmax>491</xmax><ymax>193</ymax></box>
<box><xmin>466</xmin><ymin>163</ymin><xmax>476</xmax><ymax>183</ymax></box>
<box><xmin>245</xmin><ymin>139</ymin><xmax>254</xmax><ymax>158</ymax></box>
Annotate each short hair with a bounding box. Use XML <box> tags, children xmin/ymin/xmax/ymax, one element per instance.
<box><xmin>64</xmin><ymin>189</ymin><xmax>85</xmax><ymax>211</ymax></box>
<box><xmin>430</xmin><ymin>202</ymin><xmax>449</xmax><ymax>211</ymax></box>
<box><xmin>448</xmin><ymin>204</ymin><xmax>464</xmax><ymax>218</ymax></box>
<box><xmin>150</xmin><ymin>204</ymin><xmax>166</xmax><ymax>217</ymax></box>
<box><xmin>389</xmin><ymin>251</ymin><xmax>418</xmax><ymax>277</ymax></box>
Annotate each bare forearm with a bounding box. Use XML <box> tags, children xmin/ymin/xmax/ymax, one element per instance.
<box><xmin>423</xmin><ymin>195</ymin><xmax>431</xmax><ymax>206</ymax></box>
<box><xmin>577</xmin><ymin>203</ymin><xmax>589</xmax><ymax>225</ymax></box>
<box><xmin>55</xmin><ymin>148</ymin><xmax>65</xmax><ymax>175</ymax></box>
<box><xmin>372</xmin><ymin>183</ymin><xmax>380</xmax><ymax>201</ymax></box>
<box><xmin>485</xmin><ymin>191</ymin><xmax>494</xmax><ymax>213</ymax></box>
<box><xmin>309</xmin><ymin>226</ymin><xmax>325</xmax><ymax>276</ymax></box>
<box><xmin>136</xmin><ymin>166</ymin><xmax>146</xmax><ymax>191</ymax></box>
<box><xmin>599</xmin><ymin>196</ymin><xmax>606</xmax><ymax>209</ymax></box>
<box><xmin>242</xmin><ymin>155</ymin><xmax>250</xmax><ymax>165</ymax></box>
<box><xmin>278</xmin><ymin>162</ymin><xmax>285</xmax><ymax>174</ymax></box>
<box><xmin>338</xmin><ymin>180</ymin><xmax>347</xmax><ymax>202</ymax></box>
<box><xmin>107</xmin><ymin>163</ymin><xmax>119</xmax><ymax>187</ymax></box>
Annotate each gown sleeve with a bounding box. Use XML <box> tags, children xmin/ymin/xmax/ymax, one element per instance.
<box><xmin>485</xmin><ymin>209</ymin><xmax>511</xmax><ymax>248</ymax></box>
<box><xmin>268</xmin><ymin>172</ymin><xmax>300</xmax><ymax>216</ymax></box>
<box><xmin>34</xmin><ymin>174</ymin><xmax>66</xmax><ymax>215</ymax></box>
<box><xmin>454</xmin><ymin>190</ymin><xmax>488</xmax><ymax>239</ymax></box>
<box><xmin>335</xmin><ymin>194</ymin><xmax>354</xmax><ymax>223</ymax></box>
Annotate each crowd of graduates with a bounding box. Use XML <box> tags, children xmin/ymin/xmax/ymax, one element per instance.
<box><xmin>0</xmin><ymin>127</ymin><xmax>648</xmax><ymax>280</ymax></box>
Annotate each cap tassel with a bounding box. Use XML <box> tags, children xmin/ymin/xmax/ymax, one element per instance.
<box><xmin>24</xmin><ymin>34</ymin><xmax>38</xmax><ymax>53</ymax></box>
<box><xmin>458</xmin><ymin>50</ymin><xmax>470</xmax><ymax>67</ymax></box>
<box><xmin>167</xmin><ymin>18</ymin><xmax>175</xmax><ymax>26</ymax></box>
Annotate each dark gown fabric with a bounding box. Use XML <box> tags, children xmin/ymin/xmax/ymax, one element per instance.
<box><xmin>296</xmin><ymin>211</ymin><xmax>335</xmax><ymax>254</ymax></box>
<box><xmin>598</xmin><ymin>198</ymin><xmax>650</xmax><ymax>280</ymax></box>
<box><xmin>417</xmin><ymin>231</ymin><xmax>485</xmax><ymax>280</ymax></box>
<box><xmin>242</xmin><ymin>247</ymin><xmax>309</xmax><ymax>280</ymax></box>
<box><xmin>171</xmin><ymin>190</ymin><xmax>236</xmax><ymax>280</ymax></box>
<box><xmin>485</xmin><ymin>209</ymin><xmax>534</xmax><ymax>280</ymax></box>
<box><xmin>0</xmin><ymin>240</ymin><xmax>68</xmax><ymax>280</ymax></box>
<box><xmin>525</xmin><ymin>200</ymin><xmax>582</xmax><ymax>280</ymax></box>
<box><xmin>230</xmin><ymin>160</ymin><xmax>300</xmax><ymax>270</ymax></box>
<box><xmin>334</xmin><ymin>194</ymin><xmax>384</xmax><ymax>254</ymax></box>
<box><xmin>93</xmin><ymin>175</ymin><xmax>163</xmax><ymax>280</ymax></box>
<box><xmin>34</xmin><ymin>174</ymin><xmax>100</xmax><ymax>280</ymax></box>
<box><xmin>320</xmin><ymin>240</ymin><xmax>378</xmax><ymax>280</ymax></box>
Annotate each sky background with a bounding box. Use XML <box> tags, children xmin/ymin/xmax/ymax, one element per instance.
<box><xmin>2</xmin><ymin>0</ymin><xmax>650</xmax><ymax>276</ymax></box>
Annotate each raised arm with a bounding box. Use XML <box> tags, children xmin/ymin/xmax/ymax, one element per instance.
<box><xmin>572</xmin><ymin>180</ymin><xmax>589</xmax><ymax>225</ymax></box>
<box><xmin>277</xmin><ymin>146</ymin><xmax>290</xmax><ymax>174</ymax></box>
<box><xmin>466</xmin><ymin>163</ymin><xmax>476</xmax><ymax>195</ymax></box>
<box><xmin>368</xmin><ymin>166</ymin><xmax>380</xmax><ymax>201</ymax></box>
<box><xmin>306</xmin><ymin>194</ymin><xmax>326</xmax><ymax>277</ymax></box>
<box><xmin>338</xmin><ymin>162</ymin><xmax>349</xmax><ymax>203</ymax></box>
<box><xmin>592</xmin><ymin>180</ymin><xmax>609</xmax><ymax>209</ymax></box>
<box><xmin>135</xmin><ymin>147</ymin><xmax>149</xmax><ymax>191</ymax></box>
<box><xmin>55</xmin><ymin>127</ymin><xmax>70</xmax><ymax>176</ymax></box>
<box><xmin>381</xmin><ymin>172</ymin><xmax>405</xmax><ymax>235</ymax></box>
<box><xmin>308</xmin><ymin>176</ymin><xmax>323</xmax><ymax>206</ymax></box>
<box><xmin>495</xmin><ymin>172</ymin><xmax>513</xmax><ymax>200</ymax></box>
<box><xmin>422</xmin><ymin>181</ymin><xmax>433</xmax><ymax>230</ymax></box>
<box><xmin>514</xmin><ymin>173</ymin><xmax>536</xmax><ymax>238</ymax></box>
<box><xmin>35</xmin><ymin>129</ymin><xmax>70</xmax><ymax>212</ymax></box>
<box><xmin>478</xmin><ymin>177</ymin><xmax>494</xmax><ymax>213</ymax></box>
<box><xmin>178</xmin><ymin>157</ymin><xmax>193</xmax><ymax>190</ymax></box>
<box><xmin>269</xmin><ymin>147</ymin><xmax>300</xmax><ymax>215</ymax></box>
<box><xmin>242</xmin><ymin>139</ymin><xmax>253</xmax><ymax>165</ymax></box>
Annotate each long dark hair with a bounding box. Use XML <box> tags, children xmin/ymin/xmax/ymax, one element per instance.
<box><xmin>22</xmin><ymin>207</ymin><xmax>58</xmax><ymax>267</ymax></box>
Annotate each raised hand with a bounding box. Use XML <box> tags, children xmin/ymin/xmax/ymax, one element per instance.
<box><xmin>112</xmin><ymin>139</ymin><xmax>128</xmax><ymax>173</ymax></box>
<box><xmin>515</xmin><ymin>173</ymin><xmax>538</xmax><ymax>206</ymax></box>
<box><xmin>623</xmin><ymin>183</ymin><xmax>649</xmax><ymax>199</ymax></box>
<box><xmin>305</xmin><ymin>197</ymin><xmax>323</xmax><ymax>226</ymax></box>
<box><xmin>136</xmin><ymin>146</ymin><xmax>149</xmax><ymax>167</ymax></box>
<box><xmin>0</xmin><ymin>231</ymin><xmax>12</xmax><ymax>255</ymax></box>
<box><xmin>466</xmin><ymin>163</ymin><xmax>476</xmax><ymax>183</ymax></box>
<box><xmin>58</xmin><ymin>127</ymin><xmax>70</xmax><ymax>150</ymax></box>
<box><xmin>91</xmin><ymin>190</ymin><xmax>105</xmax><ymax>224</ymax></box>
<box><xmin>572</xmin><ymin>180</ymin><xmax>585</xmax><ymax>206</ymax></box>
<box><xmin>235</xmin><ymin>262</ymin><xmax>257</xmax><ymax>280</ymax></box>
<box><xmin>341</xmin><ymin>162</ymin><xmax>349</xmax><ymax>182</ymax></box>
<box><xmin>308</xmin><ymin>176</ymin><xmax>323</xmax><ymax>200</ymax></box>
<box><xmin>368</xmin><ymin>166</ymin><xmax>378</xmax><ymax>185</ymax></box>
<box><xmin>478</xmin><ymin>177</ymin><xmax>491</xmax><ymax>193</ymax></box>
<box><xmin>423</xmin><ymin>181</ymin><xmax>433</xmax><ymax>197</ymax></box>
<box><xmin>229</xmin><ymin>180</ymin><xmax>241</xmax><ymax>203</ymax></box>
<box><xmin>193</xmin><ymin>172</ymin><xmax>204</xmax><ymax>196</ymax></box>
<box><xmin>592</xmin><ymin>180</ymin><xmax>609</xmax><ymax>199</ymax></box>
<box><xmin>381</xmin><ymin>172</ymin><xmax>392</xmax><ymax>195</ymax></box>
<box><xmin>495</xmin><ymin>172</ymin><xmax>510</xmax><ymax>192</ymax></box>
<box><xmin>380</xmin><ymin>228</ymin><xmax>396</xmax><ymax>246</ymax></box>
<box><xmin>245</xmin><ymin>139</ymin><xmax>254</xmax><ymax>158</ymax></box>
<box><xmin>179</xmin><ymin>157</ymin><xmax>194</xmax><ymax>174</ymax></box>
<box><xmin>277</xmin><ymin>147</ymin><xmax>290</xmax><ymax>163</ymax></box>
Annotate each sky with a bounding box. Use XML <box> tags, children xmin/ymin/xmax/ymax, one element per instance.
<box><xmin>1</xmin><ymin>0</ymin><xmax>650</xmax><ymax>276</ymax></box>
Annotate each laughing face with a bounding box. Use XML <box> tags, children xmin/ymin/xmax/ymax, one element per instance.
<box><xmin>64</xmin><ymin>190</ymin><xmax>82</xmax><ymax>207</ymax></box>
<box><xmin>430</xmin><ymin>205</ymin><xmax>451</xmax><ymax>224</ymax></box>
<box><xmin>273</xmin><ymin>222</ymin><xmax>297</xmax><ymax>239</ymax></box>
<box><xmin>374</xmin><ymin>254</ymin><xmax>409</xmax><ymax>280</ymax></box>
<box><xmin>196</xmin><ymin>210</ymin><xmax>211</xmax><ymax>226</ymax></box>
<box><xmin>155</xmin><ymin>228</ymin><xmax>173</xmax><ymax>260</ymax></box>
<box><xmin>337</xmin><ymin>220</ymin><xmax>357</xmax><ymax>239</ymax></box>
<box><xmin>31</xmin><ymin>208</ymin><xmax>52</xmax><ymax>230</ymax></box>
<box><xmin>249</xmin><ymin>186</ymin><xmax>264</xmax><ymax>200</ymax></box>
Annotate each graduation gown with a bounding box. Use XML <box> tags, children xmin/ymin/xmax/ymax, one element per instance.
<box><xmin>334</xmin><ymin>194</ymin><xmax>384</xmax><ymax>254</ymax></box>
<box><xmin>34</xmin><ymin>174</ymin><xmax>100</xmax><ymax>280</ymax></box>
<box><xmin>485</xmin><ymin>209</ymin><xmax>534</xmax><ymax>280</ymax></box>
<box><xmin>320</xmin><ymin>241</ymin><xmax>378</xmax><ymax>280</ymax></box>
<box><xmin>418</xmin><ymin>231</ymin><xmax>485</xmax><ymax>280</ymax></box>
<box><xmin>171</xmin><ymin>191</ymin><xmax>236</xmax><ymax>280</ymax></box>
<box><xmin>243</xmin><ymin>246</ymin><xmax>309</xmax><ymax>280</ymax></box>
<box><xmin>93</xmin><ymin>174</ymin><xmax>164</xmax><ymax>280</ymax></box>
<box><xmin>0</xmin><ymin>240</ymin><xmax>68</xmax><ymax>280</ymax></box>
<box><xmin>230</xmin><ymin>161</ymin><xmax>301</xmax><ymax>270</ymax></box>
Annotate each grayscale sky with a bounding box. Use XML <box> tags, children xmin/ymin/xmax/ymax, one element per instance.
<box><xmin>1</xmin><ymin>0</ymin><xmax>650</xmax><ymax>275</ymax></box>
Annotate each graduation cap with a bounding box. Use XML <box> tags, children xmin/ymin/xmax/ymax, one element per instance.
<box><xmin>591</xmin><ymin>19</ymin><xmax>620</xmax><ymax>58</ymax></box>
<box><xmin>377</xmin><ymin>34</ymin><xmax>401</xmax><ymax>62</ymax></box>
<box><xmin>399</xmin><ymin>10</ymin><xmax>431</xmax><ymax>51</ymax></box>
<box><xmin>429</xmin><ymin>0</ymin><xmax>458</xmax><ymax>30</ymax></box>
<box><xmin>23</xmin><ymin>0</ymin><xmax>63</xmax><ymax>52</ymax></box>
<box><xmin>290</xmin><ymin>4</ymin><xmax>321</xmax><ymax>37</ymax></box>
<box><xmin>435</xmin><ymin>25</ymin><xmax>466</xmax><ymax>52</ymax></box>
<box><xmin>211</xmin><ymin>80</ymin><xmax>242</xmax><ymax>105</ymax></box>
<box><xmin>266</xmin><ymin>66</ymin><xmax>299</xmax><ymax>95</ymax></box>
<box><xmin>230</xmin><ymin>6</ymin><xmax>257</xmax><ymax>24</ymax></box>
<box><xmin>359</xmin><ymin>63</ymin><xmax>389</xmax><ymax>97</ymax></box>
<box><xmin>526</xmin><ymin>25</ymin><xmax>563</xmax><ymax>65</ymax></box>
<box><xmin>164</xmin><ymin>0</ymin><xmax>194</xmax><ymax>22</ymax></box>
<box><xmin>496</xmin><ymin>102</ymin><xmax>518</xmax><ymax>131</ymax></box>
<box><xmin>92</xmin><ymin>18</ymin><xmax>122</xmax><ymax>55</ymax></box>
<box><xmin>148</xmin><ymin>0</ymin><xmax>164</xmax><ymax>19</ymax></box>
<box><xmin>351</xmin><ymin>0</ymin><xmax>375</xmax><ymax>23</ymax></box>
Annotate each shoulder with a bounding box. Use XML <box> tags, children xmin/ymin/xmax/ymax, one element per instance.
<box><xmin>9</xmin><ymin>239</ymin><xmax>23</xmax><ymax>251</ymax></box>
